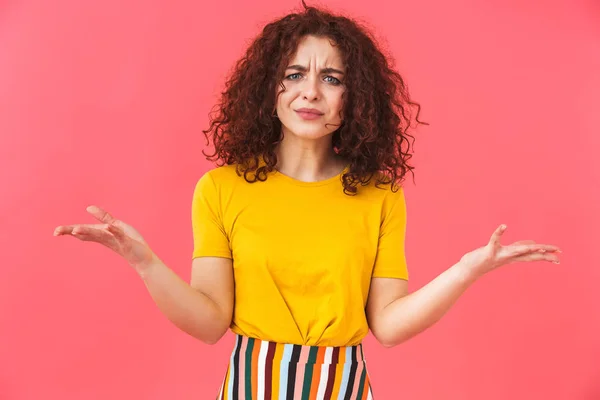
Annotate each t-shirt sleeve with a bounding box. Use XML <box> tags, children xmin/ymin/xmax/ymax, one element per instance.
<box><xmin>191</xmin><ymin>171</ymin><xmax>232</xmax><ymax>259</ymax></box>
<box><xmin>372</xmin><ymin>187</ymin><xmax>409</xmax><ymax>280</ymax></box>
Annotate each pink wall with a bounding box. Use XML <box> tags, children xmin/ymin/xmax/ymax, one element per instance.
<box><xmin>1</xmin><ymin>0</ymin><xmax>598</xmax><ymax>398</ymax></box>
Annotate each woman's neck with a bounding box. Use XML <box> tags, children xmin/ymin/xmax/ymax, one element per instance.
<box><xmin>274</xmin><ymin>134</ymin><xmax>346</xmax><ymax>182</ymax></box>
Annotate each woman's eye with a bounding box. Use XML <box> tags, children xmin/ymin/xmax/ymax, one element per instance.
<box><xmin>324</xmin><ymin>76</ymin><xmax>342</xmax><ymax>85</ymax></box>
<box><xmin>286</xmin><ymin>73</ymin><xmax>302</xmax><ymax>80</ymax></box>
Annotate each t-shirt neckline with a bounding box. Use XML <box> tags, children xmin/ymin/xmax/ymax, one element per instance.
<box><xmin>271</xmin><ymin>166</ymin><xmax>348</xmax><ymax>187</ymax></box>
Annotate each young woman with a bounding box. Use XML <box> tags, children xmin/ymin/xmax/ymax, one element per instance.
<box><xmin>53</xmin><ymin>3</ymin><xmax>561</xmax><ymax>399</ymax></box>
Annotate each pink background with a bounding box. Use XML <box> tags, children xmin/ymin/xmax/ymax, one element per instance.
<box><xmin>1</xmin><ymin>0</ymin><xmax>599</xmax><ymax>399</ymax></box>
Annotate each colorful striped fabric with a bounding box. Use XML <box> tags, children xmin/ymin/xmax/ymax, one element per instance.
<box><xmin>217</xmin><ymin>335</ymin><xmax>374</xmax><ymax>400</ymax></box>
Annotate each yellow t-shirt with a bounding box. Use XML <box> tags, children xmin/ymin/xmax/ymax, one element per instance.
<box><xmin>191</xmin><ymin>164</ymin><xmax>408</xmax><ymax>347</ymax></box>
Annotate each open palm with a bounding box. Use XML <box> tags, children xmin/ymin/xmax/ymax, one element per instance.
<box><xmin>461</xmin><ymin>224</ymin><xmax>561</xmax><ymax>277</ymax></box>
<box><xmin>53</xmin><ymin>205</ymin><xmax>155</xmax><ymax>268</ymax></box>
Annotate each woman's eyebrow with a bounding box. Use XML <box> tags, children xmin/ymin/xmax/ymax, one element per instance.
<box><xmin>286</xmin><ymin>64</ymin><xmax>345</xmax><ymax>75</ymax></box>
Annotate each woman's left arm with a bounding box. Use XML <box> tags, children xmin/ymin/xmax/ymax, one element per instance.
<box><xmin>366</xmin><ymin>224</ymin><xmax>561</xmax><ymax>348</ymax></box>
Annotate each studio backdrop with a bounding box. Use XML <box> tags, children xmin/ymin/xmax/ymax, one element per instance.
<box><xmin>1</xmin><ymin>0</ymin><xmax>598</xmax><ymax>399</ymax></box>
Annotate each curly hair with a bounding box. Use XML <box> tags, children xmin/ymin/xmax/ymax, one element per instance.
<box><xmin>202</xmin><ymin>1</ymin><xmax>426</xmax><ymax>195</ymax></box>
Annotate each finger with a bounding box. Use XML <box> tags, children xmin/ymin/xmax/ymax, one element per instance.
<box><xmin>510</xmin><ymin>240</ymin><xmax>536</xmax><ymax>246</ymax></box>
<box><xmin>71</xmin><ymin>225</ymin><xmax>113</xmax><ymax>241</ymax></box>
<box><xmin>86</xmin><ymin>205</ymin><xmax>117</xmax><ymax>224</ymax></box>
<box><xmin>107</xmin><ymin>222</ymin><xmax>128</xmax><ymax>242</ymax></box>
<box><xmin>512</xmin><ymin>252</ymin><xmax>560</xmax><ymax>264</ymax></box>
<box><xmin>70</xmin><ymin>231</ymin><xmax>104</xmax><ymax>242</ymax></box>
<box><xmin>70</xmin><ymin>225</ymin><xmax>122</xmax><ymax>252</ymax></box>
<box><xmin>106</xmin><ymin>223</ymin><xmax>137</xmax><ymax>256</ymax></box>
<box><xmin>54</xmin><ymin>224</ymin><xmax>106</xmax><ymax>236</ymax></box>
<box><xmin>508</xmin><ymin>244</ymin><xmax>561</xmax><ymax>256</ymax></box>
<box><xmin>508</xmin><ymin>240</ymin><xmax>547</xmax><ymax>254</ymax></box>
<box><xmin>488</xmin><ymin>224</ymin><xmax>507</xmax><ymax>246</ymax></box>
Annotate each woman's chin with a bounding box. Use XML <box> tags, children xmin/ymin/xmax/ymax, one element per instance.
<box><xmin>282</xmin><ymin>126</ymin><xmax>334</xmax><ymax>141</ymax></box>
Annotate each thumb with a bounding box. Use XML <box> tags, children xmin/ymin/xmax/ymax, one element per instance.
<box><xmin>488</xmin><ymin>224</ymin><xmax>507</xmax><ymax>246</ymax></box>
<box><xmin>87</xmin><ymin>205</ymin><xmax>117</xmax><ymax>224</ymax></box>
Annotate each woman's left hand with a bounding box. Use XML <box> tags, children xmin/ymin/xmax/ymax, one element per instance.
<box><xmin>460</xmin><ymin>224</ymin><xmax>561</xmax><ymax>279</ymax></box>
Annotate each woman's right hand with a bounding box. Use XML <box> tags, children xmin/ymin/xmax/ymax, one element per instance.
<box><xmin>53</xmin><ymin>205</ymin><xmax>156</xmax><ymax>273</ymax></box>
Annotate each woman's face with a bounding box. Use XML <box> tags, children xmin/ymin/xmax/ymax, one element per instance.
<box><xmin>275</xmin><ymin>35</ymin><xmax>346</xmax><ymax>142</ymax></box>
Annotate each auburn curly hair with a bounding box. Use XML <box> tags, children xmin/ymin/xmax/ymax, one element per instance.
<box><xmin>202</xmin><ymin>1</ymin><xmax>426</xmax><ymax>195</ymax></box>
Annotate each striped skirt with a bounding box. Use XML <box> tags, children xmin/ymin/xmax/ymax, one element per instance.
<box><xmin>217</xmin><ymin>335</ymin><xmax>374</xmax><ymax>400</ymax></box>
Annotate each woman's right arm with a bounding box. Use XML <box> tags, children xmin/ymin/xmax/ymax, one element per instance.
<box><xmin>138</xmin><ymin>255</ymin><xmax>233</xmax><ymax>345</ymax></box>
<box><xmin>54</xmin><ymin>205</ymin><xmax>234</xmax><ymax>346</ymax></box>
